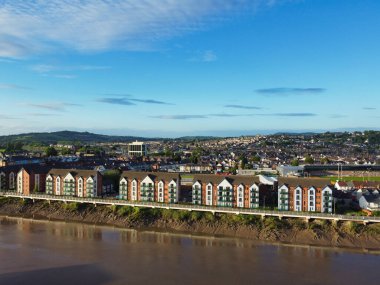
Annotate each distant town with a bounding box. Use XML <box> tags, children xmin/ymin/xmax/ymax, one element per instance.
<box><xmin>1</xmin><ymin>130</ymin><xmax>380</xmax><ymax>216</ymax></box>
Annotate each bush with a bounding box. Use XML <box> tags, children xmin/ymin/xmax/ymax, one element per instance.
<box><xmin>190</xmin><ymin>211</ymin><xmax>203</xmax><ymax>221</ymax></box>
<box><xmin>117</xmin><ymin>206</ymin><xmax>133</xmax><ymax>216</ymax></box>
<box><xmin>263</xmin><ymin>217</ymin><xmax>285</xmax><ymax>230</ymax></box>
<box><xmin>171</xmin><ymin>210</ymin><xmax>190</xmax><ymax>221</ymax></box>
<box><xmin>203</xmin><ymin>212</ymin><xmax>215</xmax><ymax>223</ymax></box>
<box><xmin>161</xmin><ymin>209</ymin><xmax>174</xmax><ymax>220</ymax></box>
<box><xmin>62</xmin><ymin>202</ymin><xmax>79</xmax><ymax>212</ymax></box>
<box><xmin>346</xmin><ymin>221</ymin><xmax>364</xmax><ymax>234</ymax></box>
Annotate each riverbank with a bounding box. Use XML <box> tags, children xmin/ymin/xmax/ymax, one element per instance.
<box><xmin>1</xmin><ymin>197</ymin><xmax>379</xmax><ymax>249</ymax></box>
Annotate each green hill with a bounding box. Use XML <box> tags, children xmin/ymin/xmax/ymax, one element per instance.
<box><xmin>0</xmin><ymin>131</ymin><xmax>153</xmax><ymax>145</ymax></box>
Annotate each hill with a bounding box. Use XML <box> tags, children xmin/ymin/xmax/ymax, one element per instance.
<box><xmin>0</xmin><ymin>131</ymin><xmax>154</xmax><ymax>145</ymax></box>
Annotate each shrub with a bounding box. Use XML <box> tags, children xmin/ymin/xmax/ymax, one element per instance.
<box><xmin>172</xmin><ymin>210</ymin><xmax>190</xmax><ymax>221</ymax></box>
<box><xmin>62</xmin><ymin>202</ymin><xmax>79</xmax><ymax>212</ymax></box>
<box><xmin>190</xmin><ymin>211</ymin><xmax>203</xmax><ymax>221</ymax></box>
<box><xmin>161</xmin><ymin>209</ymin><xmax>174</xmax><ymax>220</ymax></box>
<box><xmin>117</xmin><ymin>206</ymin><xmax>133</xmax><ymax>216</ymax></box>
<box><xmin>203</xmin><ymin>212</ymin><xmax>215</xmax><ymax>223</ymax></box>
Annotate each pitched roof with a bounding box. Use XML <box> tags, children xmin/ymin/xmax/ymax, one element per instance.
<box><xmin>120</xmin><ymin>171</ymin><xmax>180</xmax><ymax>182</ymax></box>
<box><xmin>192</xmin><ymin>174</ymin><xmax>260</xmax><ymax>186</ymax></box>
<box><xmin>48</xmin><ymin>168</ymin><xmax>100</xmax><ymax>178</ymax></box>
<box><xmin>278</xmin><ymin>177</ymin><xmax>332</xmax><ymax>188</ymax></box>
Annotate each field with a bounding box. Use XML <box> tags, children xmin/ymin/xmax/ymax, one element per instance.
<box><xmin>322</xmin><ymin>176</ymin><xmax>380</xmax><ymax>182</ymax></box>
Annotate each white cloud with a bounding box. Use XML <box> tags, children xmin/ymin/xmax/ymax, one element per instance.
<box><xmin>0</xmin><ymin>83</ymin><xmax>30</xmax><ymax>90</ymax></box>
<box><xmin>0</xmin><ymin>0</ymin><xmax>279</xmax><ymax>57</ymax></box>
<box><xmin>188</xmin><ymin>50</ymin><xmax>218</xmax><ymax>62</ymax></box>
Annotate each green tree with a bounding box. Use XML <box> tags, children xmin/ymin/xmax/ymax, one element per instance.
<box><xmin>251</xmin><ymin>155</ymin><xmax>261</xmax><ymax>162</ymax></box>
<box><xmin>45</xmin><ymin>146</ymin><xmax>58</xmax><ymax>157</ymax></box>
<box><xmin>321</xmin><ymin>157</ymin><xmax>330</xmax><ymax>164</ymax></box>
<box><xmin>290</xmin><ymin>159</ymin><xmax>299</xmax><ymax>166</ymax></box>
<box><xmin>304</xmin><ymin>155</ymin><xmax>314</xmax><ymax>164</ymax></box>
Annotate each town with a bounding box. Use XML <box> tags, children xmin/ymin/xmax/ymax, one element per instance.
<box><xmin>1</xmin><ymin>130</ymin><xmax>380</xmax><ymax>216</ymax></box>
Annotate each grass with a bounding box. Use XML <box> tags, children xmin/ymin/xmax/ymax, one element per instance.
<box><xmin>322</xmin><ymin>176</ymin><xmax>380</xmax><ymax>182</ymax></box>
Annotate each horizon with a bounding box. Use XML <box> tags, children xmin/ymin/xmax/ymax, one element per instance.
<box><xmin>1</xmin><ymin>127</ymin><xmax>380</xmax><ymax>140</ymax></box>
<box><xmin>1</xmin><ymin>1</ymin><xmax>379</xmax><ymax>136</ymax></box>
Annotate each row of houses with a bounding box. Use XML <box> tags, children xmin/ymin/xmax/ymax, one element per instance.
<box><xmin>0</xmin><ymin>166</ymin><xmax>335</xmax><ymax>213</ymax></box>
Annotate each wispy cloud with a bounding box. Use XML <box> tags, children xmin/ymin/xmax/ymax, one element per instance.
<box><xmin>31</xmin><ymin>64</ymin><xmax>110</xmax><ymax>73</ymax></box>
<box><xmin>224</xmin><ymin>104</ymin><xmax>262</xmax><ymax>110</ymax></box>
<box><xmin>189</xmin><ymin>50</ymin><xmax>218</xmax><ymax>62</ymax></box>
<box><xmin>28</xmin><ymin>113</ymin><xmax>61</xmax><ymax>117</ymax></box>
<box><xmin>0</xmin><ymin>83</ymin><xmax>30</xmax><ymax>90</ymax></box>
<box><xmin>130</xmin><ymin>99</ymin><xmax>174</xmax><ymax>105</ymax></box>
<box><xmin>256</xmin><ymin>87</ymin><xmax>326</xmax><ymax>95</ymax></box>
<box><xmin>97</xmin><ymin>96</ymin><xmax>173</xmax><ymax>106</ymax></box>
<box><xmin>150</xmin><ymin>115</ymin><xmax>208</xmax><ymax>120</ymax></box>
<box><xmin>28</xmin><ymin>102</ymin><xmax>81</xmax><ymax>112</ymax></box>
<box><xmin>97</xmin><ymin>97</ymin><xmax>136</xmax><ymax>106</ymax></box>
<box><xmin>363</xmin><ymin>107</ymin><xmax>376</xmax><ymax>110</ymax></box>
<box><xmin>0</xmin><ymin>114</ymin><xmax>17</xmax><ymax>120</ymax></box>
<box><xmin>329</xmin><ymin>114</ymin><xmax>347</xmax><ymax>119</ymax></box>
<box><xmin>272</xmin><ymin>112</ymin><xmax>317</xmax><ymax>117</ymax></box>
<box><xmin>0</xmin><ymin>1</ymin><xmax>278</xmax><ymax>57</ymax></box>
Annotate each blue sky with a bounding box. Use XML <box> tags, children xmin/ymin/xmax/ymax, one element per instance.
<box><xmin>0</xmin><ymin>0</ymin><xmax>379</xmax><ymax>137</ymax></box>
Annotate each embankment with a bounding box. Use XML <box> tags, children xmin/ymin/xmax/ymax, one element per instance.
<box><xmin>1</xmin><ymin>197</ymin><xmax>380</xmax><ymax>249</ymax></box>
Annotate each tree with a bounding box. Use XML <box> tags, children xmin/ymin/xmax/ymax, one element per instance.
<box><xmin>251</xmin><ymin>155</ymin><xmax>261</xmax><ymax>162</ymax></box>
<box><xmin>290</xmin><ymin>159</ymin><xmax>299</xmax><ymax>166</ymax></box>
<box><xmin>45</xmin><ymin>146</ymin><xmax>58</xmax><ymax>157</ymax></box>
<box><xmin>304</xmin><ymin>155</ymin><xmax>314</xmax><ymax>164</ymax></box>
<box><xmin>321</xmin><ymin>157</ymin><xmax>330</xmax><ymax>164</ymax></box>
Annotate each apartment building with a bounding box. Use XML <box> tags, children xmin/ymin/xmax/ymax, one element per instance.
<box><xmin>277</xmin><ymin>177</ymin><xmax>334</xmax><ymax>213</ymax></box>
<box><xmin>45</xmin><ymin>169</ymin><xmax>103</xmax><ymax>197</ymax></box>
<box><xmin>0</xmin><ymin>165</ymin><xmax>27</xmax><ymax>191</ymax></box>
<box><xmin>119</xmin><ymin>171</ymin><xmax>180</xmax><ymax>203</ymax></box>
<box><xmin>191</xmin><ymin>175</ymin><xmax>262</xmax><ymax>208</ymax></box>
<box><xmin>16</xmin><ymin>167</ymin><xmax>48</xmax><ymax>195</ymax></box>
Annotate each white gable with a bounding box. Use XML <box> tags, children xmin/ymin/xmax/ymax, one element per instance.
<box><xmin>279</xmin><ymin>185</ymin><xmax>288</xmax><ymax>191</ymax></box>
<box><xmin>120</xmin><ymin>177</ymin><xmax>128</xmax><ymax>184</ymax></box>
<box><xmin>193</xmin><ymin>181</ymin><xmax>201</xmax><ymax>188</ymax></box>
<box><xmin>322</xmin><ymin>186</ymin><xmax>332</xmax><ymax>193</ymax></box>
<box><xmin>250</xmin><ymin>183</ymin><xmax>259</xmax><ymax>190</ymax></box>
<box><xmin>169</xmin><ymin>179</ymin><xmax>177</xmax><ymax>186</ymax></box>
<box><xmin>218</xmin><ymin>179</ymin><xmax>233</xmax><ymax>188</ymax></box>
<box><xmin>141</xmin><ymin>176</ymin><xmax>154</xmax><ymax>184</ymax></box>
<box><xmin>46</xmin><ymin>174</ymin><xmax>53</xmax><ymax>180</ymax></box>
<box><xmin>64</xmin><ymin>173</ymin><xmax>75</xmax><ymax>181</ymax></box>
<box><xmin>86</xmin><ymin>176</ymin><xmax>94</xmax><ymax>182</ymax></box>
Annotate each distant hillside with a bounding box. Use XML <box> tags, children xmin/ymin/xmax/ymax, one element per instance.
<box><xmin>0</xmin><ymin>131</ymin><xmax>154</xmax><ymax>145</ymax></box>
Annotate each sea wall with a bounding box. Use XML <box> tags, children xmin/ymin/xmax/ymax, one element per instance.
<box><xmin>1</xmin><ymin>197</ymin><xmax>379</xmax><ymax>249</ymax></box>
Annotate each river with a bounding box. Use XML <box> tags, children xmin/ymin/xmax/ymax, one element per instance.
<box><xmin>0</xmin><ymin>216</ymin><xmax>379</xmax><ymax>285</ymax></box>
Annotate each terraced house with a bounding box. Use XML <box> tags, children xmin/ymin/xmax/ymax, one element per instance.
<box><xmin>277</xmin><ymin>178</ymin><xmax>334</xmax><ymax>213</ymax></box>
<box><xmin>45</xmin><ymin>169</ymin><xmax>102</xmax><ymax>198</ymax></box>
<box><xmin>191</xmin><ymin>175</ymin><xmax>262</xmax><ymax>208</ymax></box>
<box><xmin>119</xmin><ymin>172</ymin><xmax>180</xmax><ymax>203</ymax></box>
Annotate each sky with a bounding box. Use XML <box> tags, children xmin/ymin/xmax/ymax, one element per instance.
<box><xmin>0</xmin><ymin>0</ymin><xmax>379</xmax><ymax>137</ymax></box>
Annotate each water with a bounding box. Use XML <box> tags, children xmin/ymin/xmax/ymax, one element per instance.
<box><xmin>0</xmin><ymin>216</ymin><xmax>379</xmax><ymax>285</ymax></box>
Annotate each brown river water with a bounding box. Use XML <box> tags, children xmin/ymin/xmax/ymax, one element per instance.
<box><xmin>0</xmin><ymin>216</ymin><xmax>379</xmax><ymax>285</ymax></box>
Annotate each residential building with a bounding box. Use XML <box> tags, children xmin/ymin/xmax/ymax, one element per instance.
<box><xmin>127</xmin><ymin>141</ymin><xmax>147</xmax><ymax>157</ymax></box>
<box><xmin>16</xmin><ymin>167</ymin><xmax>48</xmax><ymax>195</ymax></box>
<box><xmin>191</xmin><ymin>175</ymin><xmax>262</xmax><ymax>208</ymax></box>
<box><xmin>119</xmin><ymin>171</ymin><xmax>180</xmax><ymax>203</ymax></box>
<box><xmin>358</xmin><ymin>190</ymin><xmax>380</xmax><ymax>211</ymax></box>
<box><xmin>277</xmin><ymin>178</ymin><xmax>334</xmax><ymax>213</ymax></box>
<box><xmin>45</xmin><ymin>169</ymin><xmax>103</xmax><ymax>197</ymax></box>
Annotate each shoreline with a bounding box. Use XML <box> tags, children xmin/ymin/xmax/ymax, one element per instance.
<box><xmin>1</xmin><ymin>197</ymin><xmax>380</xmax><ymax>250</ymax></box>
